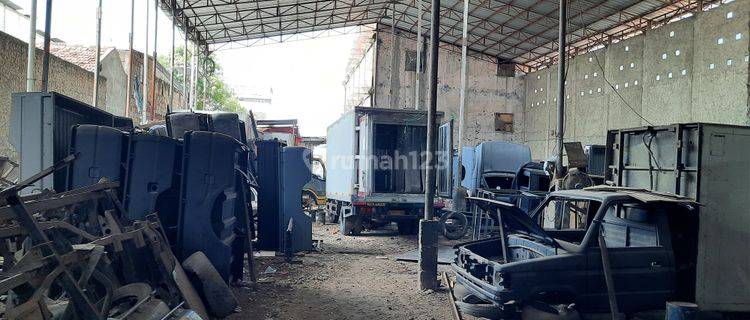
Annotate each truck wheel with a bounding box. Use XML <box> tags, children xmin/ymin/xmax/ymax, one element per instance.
<box><xmin>397</xmin><ymin>220</ymin><xmax>417</xmax><ymax>235</ymax></box>
<box><xmin>440</xmin><ymin>211</ymin><xmax>469</xmax><ymax>240</ymax></box>
<box><xmin>340</xmin><ymin>215</ymin><xmax>362</xmax><ymax>236</ymax></box>
<box><xmin>327</xmin><ymin>210</ymin><xmax>339</xmax><ymax>224</ymax></box>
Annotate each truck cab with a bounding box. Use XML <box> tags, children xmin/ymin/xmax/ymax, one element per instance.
<box><xmin>452</xmin><ymin>187</ymin><xmax>699</xmax><ymax>318</ymax></box>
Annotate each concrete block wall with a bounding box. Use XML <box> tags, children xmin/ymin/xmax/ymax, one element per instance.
<box><xmin>523</xmin><ymin>1</ymin><xmax>749</xmax><ymax>159</ymax></box>
<box><xmin>373</xmin><ymin>31</ymin><xmax>526</xmax><ymax>148</ymax></box>
<box><xmin>0</xmin><ymin>31</ymin><xmax>107</xmax><ymax>162</ymax></box>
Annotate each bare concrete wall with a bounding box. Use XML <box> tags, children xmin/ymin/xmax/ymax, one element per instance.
<box><xmin>0</xmin><ymin>31</ymin><xmax>107</xmax><ymax>161</ymax></box>
<box><xmin>524</xmin><ymin>1</ymin><xmax>749</xmax><ymax>159</ymax></box>
<box><xmin>101</xmin><ymin>49</ymin><xmax>127</xmax><ymax>116</ymax></box>
<box><xmin>373</xmin><ymin>30</ymin><xmax>526</xmax><ymax>148</ymax></box>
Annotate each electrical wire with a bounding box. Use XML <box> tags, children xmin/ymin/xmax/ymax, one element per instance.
<box><xmin>642</xmin><ymin>132</ymin><xmax>662</xmax><ymax>189</ymax></box>
<box><xmin>567</xmin><ymin>1</ymin><xmax>654</xmax><ymax>127</ymax></box>
<box><xmin>591</xmin><ymin>51</ymin><xmax>654</xmax><ymax>126</ymax></box>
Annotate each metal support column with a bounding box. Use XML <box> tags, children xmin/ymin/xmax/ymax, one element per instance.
<box><xmin>415</xmin><ymin>0</ymin><xmax>422</xmax><ymax>110</ymax></box>
<box><xmin>555</xmin><ymin>0</ymin><xmax>567</xmax><ymax>179</ymax></box>
<box><xmin>25</xmin><ymin>0</ymin><xmax>37</xmax><ymax>92</ymax></box>
<box><xmin>183</xmin><ymin>18</ymin><xmax>189</xmax><ymax>109</ymax></box>
<box><xmin>40</xmin><ymin>0</ymin><xmax>52</xmax><ymax>92</ymax></box>
<box><xmin>455</xmin><ymin>0</ymin><xmax>468</xmax><ymax>204</ymax></box>
<box><xmin>125</xmin><ymin>0</ymin><xmax>135</xmax><ymax>117</ymax></box>
<box><xmin>92</xmin><ymin>0</ymin><xmax>102</xmax><ymax>108</ymax></box>
<box><xmin>142</xmin><ymin>0</ymin><xmax>150</xmax><ymax>124</ymax></box>
<box><xmin>419</xmin><ymin>0</ymin><xmax>440</xmax><ymax>291</ymax></box>
<box><xmin>191</xmin><ymin>43</ymin><xmax>197</xmax><ymax>109</ymax></box>
<box><xmin>388</xmin><ymin>2</ymin><xmax>396</xmax><ymax>109</ymax></box>
<box><xmin>168</xmin><ymin>0</ymin><xmax>176</xmax><ymax>113</ymax></box>
<box><xmin>150</xmin><ymin>0</ymin><xmax>158</xmax><ymax>119</ymax></box>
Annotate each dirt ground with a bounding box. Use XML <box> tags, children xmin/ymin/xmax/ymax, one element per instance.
<box><xmin>229</xmin><ymin>222</ymin><xmax>462</xmax><ymax>320</ymax></box>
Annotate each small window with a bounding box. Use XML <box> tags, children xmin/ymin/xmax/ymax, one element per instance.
<box><xmin>601</xmin><ymin>203</ymin><xmax>660</xmax><ymax>248</ymax></box>
<box><xmin>404</xmin><ymin>50</ymin><xmax>424</xmax><ymax>72</ymax></box>
<box><xmin>494</xmin><ymin>113</ymin><xmax>513</xmax><ymax>132</ymax></box>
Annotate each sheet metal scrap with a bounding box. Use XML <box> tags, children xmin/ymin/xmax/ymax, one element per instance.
<box><xmin>0</xmin><ymin>158</ymin><xmax>208</xmax><ymax>320</ymax></box>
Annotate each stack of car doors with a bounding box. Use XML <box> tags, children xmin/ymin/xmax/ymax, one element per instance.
<box><xmin>61</xmin><ymin>110</ymin><xmax>254</xmax><ymax>284</ymax></box>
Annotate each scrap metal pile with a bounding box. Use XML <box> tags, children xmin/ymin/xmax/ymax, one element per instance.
<box><xmin>4</xmin><ymin>93</ymin><xmax>262</xmax><ymax>319</ymax></box>
<box><xmin>0</xmin><ymin>157</ymin><xmax>233</xmax><ymax>319</ymax></box>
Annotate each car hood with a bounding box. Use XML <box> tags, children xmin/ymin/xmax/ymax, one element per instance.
<box><xmin>469</xmin><ymin>197</ymin><xmax>557</xmax><ymax>246</ymax></box>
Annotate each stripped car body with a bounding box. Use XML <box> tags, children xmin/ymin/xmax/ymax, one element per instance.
<box><xmin>452</xmin><ymin>188</ymin><xmax>698</xmax><ymax>318</ymax></box>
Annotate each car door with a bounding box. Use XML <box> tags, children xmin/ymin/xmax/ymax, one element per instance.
<box><xmin>583</xmin><ymin>202</ymin><xmax>675</xmax><ymax>313</ymax></box>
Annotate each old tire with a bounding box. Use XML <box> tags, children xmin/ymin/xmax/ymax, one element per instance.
<box><xmin>106</xmin><ymin>283</ymin><xmax>152</xmax><ymax>318</ymax></box>
<box><xmin>440</xmin><ymin>211</ymin><xmax>469</xmax><ymax>240</ymax></box>
<box><xmin>455</xmin><ymin>295</ymin><xmax>502</xmax><ymax>320</ymax></box>
<box><xmin>182</xmin><ymin>252</ymin><xmax>239</xmax><ymax>318</ymax></box>
<box><xmin>521</xmin><ymin>302</ymin><xmax>580</xmax><ymax>320</ymax></box>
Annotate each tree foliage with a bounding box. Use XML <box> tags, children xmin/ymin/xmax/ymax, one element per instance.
<box><xmin>158</xmin><ymin>47</ymin><xmax>243</xmax><ymax>113</ymax></box>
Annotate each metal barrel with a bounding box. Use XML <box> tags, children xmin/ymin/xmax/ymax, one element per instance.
<box><xmin>665</xmin><ymin>301</ymin><xmax>698</xmax><ymax>320</ymax></box>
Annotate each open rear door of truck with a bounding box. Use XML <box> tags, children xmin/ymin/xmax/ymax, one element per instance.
<box><xmin>437</xmin><ymin>121</ymin><xmax>453</xmax><ymax>197</ymax></box>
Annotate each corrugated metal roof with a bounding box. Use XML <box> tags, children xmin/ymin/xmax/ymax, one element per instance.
<box><xmin>161</xmin><ymin>0</ymin><xmax>710</xmax><ymax>71</ymax></box>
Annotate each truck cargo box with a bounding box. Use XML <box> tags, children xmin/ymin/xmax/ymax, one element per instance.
<box><xmin>326</xmin><ymin>107</ymin><xmax>442</xmax><ymax>204</ymax></box>
<box><xmin>605</xmin><ymin>123</ymin><xmax>750</xmax><ymax>312</ymax></box>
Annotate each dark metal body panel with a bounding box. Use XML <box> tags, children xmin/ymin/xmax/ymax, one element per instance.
<box><xmin>11</xmin><ymin>92</ymin><xmax>133</xmax><ymax>193</ymax></box>
<box><xmin>454</xmin><ymin>190</ymin><xmax>691</xmax><ymax>314</ymax></box>
<box><xmin>177</xmin><ymin>131</ymin><xmax>241</xmax><ymax>281</ymax></box>
<box><xmin>67</xmin><ymin>125</ymin><xmax>129</xmax><ymax>191</ymax></box>
<box><xmin>123</xmin><ymin>134</ymin><xmax>180</xmax><ymax>225</ymax></box>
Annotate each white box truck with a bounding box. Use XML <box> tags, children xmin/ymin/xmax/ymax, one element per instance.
<box><xmin>326</xmin><ymin>107</ymin><xmax>443</xmax><ymax>235</ymax></box>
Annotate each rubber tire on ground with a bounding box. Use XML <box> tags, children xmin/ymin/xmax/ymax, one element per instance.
<box><xmin>182</xmin><ymin>251</ymin><xmax>239</xmax><ymax>318</ymax></box>
<box><xmin>327</xmin><ymin>210</ymin><xmax>339</xmax><ymax>224</ymax></box>
<box><xmin>455</xmin><ymin>295</ymin><xmax>502</xmax><ymax>320</ymax></box>
<box><xmin>106</xmin><ymin>283</ymin><xmax>153</xmax><ymax>318</ymax></box>
<box><xmin>440</xmin><ymin>211</ymin><xmax>469</xmax><ymax>240</ymax></box>
<box><xmin>397</xmin><ymin>220</ymin><xmax>418</xmax><ymax>235</ymax></box>
<box><xmin>341</xmin><ymin>215</ymin><xmax>363</xmax><ymax>236</ymax></box>
<box><xmin>521</xmin><ymin>301</ymin><xmax>581</xmax><ymax>320</ymax></box>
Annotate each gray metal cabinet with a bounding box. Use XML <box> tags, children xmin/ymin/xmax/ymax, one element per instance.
<box><xmin>605</xmin><ymin>123</ymin><xmax>750</xmax><ymax>312</ymax></box>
